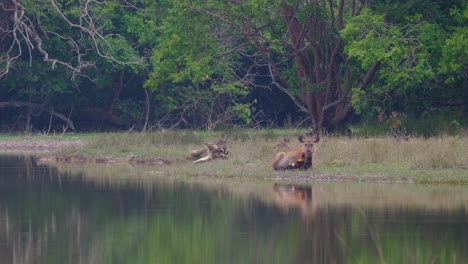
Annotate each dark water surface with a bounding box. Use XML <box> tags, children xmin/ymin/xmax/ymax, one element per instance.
<box><xmin>0</xmin><ymin>155</ymin><xmax>467</xmax><ymax>264</ymax></box>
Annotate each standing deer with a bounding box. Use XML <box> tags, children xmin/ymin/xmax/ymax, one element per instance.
<box><xmin>271</xmin><ymin>135</ymin><xmax>320</xmax><ymax>171</ymax></box>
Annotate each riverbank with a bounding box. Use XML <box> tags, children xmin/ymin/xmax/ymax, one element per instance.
<box><xmin>0</xmin><ymin>137</ymin><xmax>183</xmax><ymax>165</ymax></box>
<box><xmin>0</xmin><ymin>138</ymin><xmax>86</xmax><ymax>152</ymax></box>
<box><xmin>0</xmin><ymin>131</ymin><xmax>467</xmax><ymax>184</ymax></box>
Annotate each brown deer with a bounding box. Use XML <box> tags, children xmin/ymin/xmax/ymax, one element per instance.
<box><xmin>271</xmin><ymin>135</ymin><xmax>320</xmax><ymax>171</ymax></box>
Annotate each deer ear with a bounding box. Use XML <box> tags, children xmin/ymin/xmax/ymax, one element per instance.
<box><xmin>314</xmin><ymin>136</ymin><xmax>320</xmax><ymax>143</ymax></box>
<box><xmin>298</xmin><ymin>136</ymin><xmax>305</xmax><ymax>143</ymax></box>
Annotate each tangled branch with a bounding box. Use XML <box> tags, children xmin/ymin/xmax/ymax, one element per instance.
<box><xmin>0</xmin><ymin>0</ymin><xmax>144</xmax><ymax>79</ymax></box>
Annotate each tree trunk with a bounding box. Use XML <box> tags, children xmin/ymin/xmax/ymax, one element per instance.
<box><xmin>226</xmin><ymin>0</ymin><xmax>374</xmax><ymax>131</ymax></box>
<box><xmin>280</xmin><ymin>3</ymin><xmax>348</xmax><ymax>130</ymax></box>
<box><xmin>107</xmin><ymin>72</ymin><xmax>125</xmax><ymax>114</ymax></box>
<box><xmin>463</xmin><ymin>72</ymin><xmax>468</xmax><ymax>117</ymax></box>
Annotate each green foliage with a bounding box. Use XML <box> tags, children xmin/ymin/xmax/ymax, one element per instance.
<box><xmin>342</xmin><ymin>9</ymin><xmax>437</xmax><ymax>92</ymax></box>
<box><xmin>439</xmin><ymin>3</ymin><xmax>468</xmax><ymax>82</ymax></box>
<box><xmin>115</xmin><ymin>100</ymin><xmax>142</xmax><ymax>121</ymax></box>
<box><xmin>1</xmin><ymin>0</ymin><xmax>467</xmax><ymax>131</ymax></box>
<box><xmin>341</xmin><ymin>1</ymin><xmax>466</xmax><ymax>120</ymax></box>
<box><xmin>1</xmin><ymin>60</ymin><xmax>73</xmax><ymax>99</ymax></box>
<box><xmin>146</xmin><ymin>1</ymin><xmax>218</xmax><ymax>87</ymax></box>
<box><xmin>341</xmin><ymin>10</ymin><xmax>388</xmax><ymax>69</ymax></box>
<box><xmin>351</xmin><ymin>88</ymin><xmax>367</xmax><ymax>115</ymax></box>
<box><xmin>350</xmin><ymin>111</ymin><xmax>467</xmax><ymax>138</ymax></box>
<box><xmin>144</xmin><ymin>0</ymin><xmax>254</xmax><ymax>129</ymax></box>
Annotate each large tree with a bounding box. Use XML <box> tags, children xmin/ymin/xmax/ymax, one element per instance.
<box><xmin>1</xmin><ymin>0</ymin><xmax>465</xmax><ymax>131</ymax></box>
<box><xmin>1</xmin><ymin>0</ymin><xmax>258</xmax><ymax>131</ymax></box>
<box><xmin>438</xmin><ymin>2</ymin><xmax>468</xmax><ymax>116</ymax></box>
<box><xmin>144</xmin><ymin>0</ymin><xmax>254</xmax><ymax>130</ymax></box>
<box><xmin>342</xmin><ymin>0</ymin><xmax>467</xmax><ymax>120</ymax></box>
<box><xmin>173</xmin><ymin>0</ymin><xmax>466</xmax><ymax>130</ymax></box>
<box><xmin>0</xmin><ymin>0</ymin><xmax>148</xmax><ymax>130</ymax></box>
<box><xmin>0</xmin><ymin>0</ymin><xmax>144</xmax><ymax>78</ymax></box>
<box><xmin>182</xmin><ymin>0</ymin><xmax>378</xmax><ymax>130</ymax></box>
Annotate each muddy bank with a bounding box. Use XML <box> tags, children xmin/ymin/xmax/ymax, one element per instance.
<box><xmin>0</xmin><ymin>139</ymin><xmax>187</xmax><ymax>166</ymax></box>
<box><xmin>272</xmin><ymin>174</ymin><xmax>413</xmax><ymax>183</ymax></box>
<box><xmin>36</xmin><ymin>154</ymin><xmax>182</xmax><ymax>166</ymax></box>
<box><xmin>0</xmin><ymin>139</ymin><xmax>87</xmax><ymax>152</ymax></box>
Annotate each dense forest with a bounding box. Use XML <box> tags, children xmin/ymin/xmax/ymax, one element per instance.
<box><xmin>0</xmin><ymin>0</ymin><xmax>466</xmax><ymax>133</ymax></box>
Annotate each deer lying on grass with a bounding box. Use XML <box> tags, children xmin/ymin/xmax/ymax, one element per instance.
<box><xmin>271</xmin><ymin>135</ymin><xmax>320</xmax><ymax>171</ymax></box>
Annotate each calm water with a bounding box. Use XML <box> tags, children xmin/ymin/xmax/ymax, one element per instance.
<box><xmin>0</xmin><ymin>155</ymin><xmax>467</xmax><ymax>264</ymax></box>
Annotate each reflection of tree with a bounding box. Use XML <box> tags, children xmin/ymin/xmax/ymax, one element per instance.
<box><xmin>269</xmin><ymin>183</ymin><xmax>468</xmax><ymax>263</ymax></box>
<box><xmin>1</xmin><ymin>160</ymin><xmax>65</xmax><ymax>263</ymax></box>
<box><xmin>294</xmin><ymin>205</ymin><xmax>353</xmax><ymax>264</ymax></box>
<box><xmin>0</xmin><ymin>156</ymin><xmax>239</xmax><ymax>263</ymax></box>
<box><xmin>0</xmin><ymin>156</ymin><xmax>126</xmax><ymax>263</ymax></box>
<box><xmin>0</xmin><ymin>205</ymin><xmax>91</xmax><ymax>264</ymax></box>
<box><xmin>0</xmin><ymin>156</ymin><xmax>467</xmax><ymax>263</ymax></box>
<box><xmin>271</xmin><ymin>183</ymin><xmax>352</xmax><ymax>263</ymax></box>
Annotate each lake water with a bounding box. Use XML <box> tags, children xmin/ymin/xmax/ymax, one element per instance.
<box><xmin>0</xmin><ymin>155</ymin><xmax>467</xmax><ymax>264</ymax></box>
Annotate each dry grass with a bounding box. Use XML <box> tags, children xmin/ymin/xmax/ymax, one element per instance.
<box><xmin>318</xmin><ymin>136</ymin><xmax>468</xmax><ymax>169</ymax></box>
<box><xmin>19</xmin><ymin>130</ymin><xmax>468</xmax><ymax>183</ymax></box>
<box><xmin>147</xmin><ymin>132</ymin><xmax>468</xmax><ymax>182</ymax></box>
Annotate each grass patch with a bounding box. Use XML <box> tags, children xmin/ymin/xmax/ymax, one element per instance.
<box><xmin>316</xmin><ymin>136</ymin><xmax>468</xmax><ymax>183</ymax></box>
<box><xmin>0</xmin><ymin>132</ymin><xmax>91</xmax><ymax>142</ymax></box>
<box><xmin>2</xmin><ymin>129</ymin><xmax>467</xmax><ymax>183</ymax></box>
<box><xmin>318</xmin><ymin>136</ymin><xmax>468</xmax><ymax>169</ymax></box>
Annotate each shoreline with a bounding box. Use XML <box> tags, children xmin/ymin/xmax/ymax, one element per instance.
<box><xmin>0</xmin><ymin>139</ymin><xmax>87</xmax><ymax>153</ymax></box>
<box><xmin>1</xmin><ymin>136</ymin><xmax>466</xmax><ymax>185</ymax></box>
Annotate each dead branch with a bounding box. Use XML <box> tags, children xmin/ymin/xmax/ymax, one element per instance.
<box><xmin>192</xmin><ymin>137</ymin><xmax>229</xmax><ymax>163</ymax></box>
<box><xmin>0</xmin><ymin>101</ymin><xmax>76</xmax><ymax>131</ymax></box>
<box><xmin>0</xmin><ymin>0</ymin><xmax>144</xmax><ymax>80</ymax></box>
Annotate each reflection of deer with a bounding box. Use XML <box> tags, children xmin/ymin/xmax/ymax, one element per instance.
<box><xmin>272</xmin><ymin>184</ymin><xmax>316</xmax><ymax>218</ymax></box>
<box><xmin>271</xmin><ymin>135</ymin><xmax>320</xmax><ymax>170</ymax></box>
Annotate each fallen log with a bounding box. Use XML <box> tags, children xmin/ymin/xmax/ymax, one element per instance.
<box><xmin>191</xmin><ymin>137</ymin><xmax>228</xmax><ymax>163</ymax></box>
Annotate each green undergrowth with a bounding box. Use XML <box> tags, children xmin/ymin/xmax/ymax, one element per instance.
<box><xmin>350</xmin><ymin>113</ymin><xmax>468</xmax><ymax>138</ymax></box>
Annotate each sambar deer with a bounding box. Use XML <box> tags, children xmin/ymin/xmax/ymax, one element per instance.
<box><xmin>271</xmin><ymin>135</ymin><xmax>320</xmax><ymax>171</ymax></box>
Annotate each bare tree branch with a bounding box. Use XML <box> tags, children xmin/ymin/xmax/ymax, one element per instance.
<box><xmin>0</xmin><ymin>101</ymin><xmax>76</xmax><ymax>131</ymax></box>
<box><xmin>0</xmin><ymin>0</ymin><xmax>145</xmax><ymax>80</ymax></box>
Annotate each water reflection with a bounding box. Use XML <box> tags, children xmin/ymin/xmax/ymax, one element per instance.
<box><xmin>0</xmin><ymin>155</ymin><xmax>467</xmax><ymax>264</ymax></box>
<box><xmin>272</xmin><ymin>183</ymin><xmax>316</xmax><ymax>219</ymax></box>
